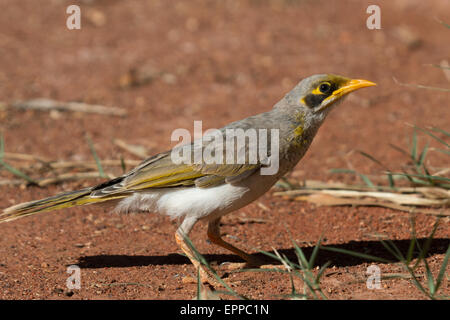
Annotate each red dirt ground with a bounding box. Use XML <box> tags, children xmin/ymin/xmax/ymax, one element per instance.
<box><xmin>0</xmin><ymin>0</ymin><xmax>448</xmax><ymax>299</ymax></box>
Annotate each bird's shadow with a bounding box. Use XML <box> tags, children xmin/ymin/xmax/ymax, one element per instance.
<box><xmin>77</xmin><ymin>238</ymin><xmax>449</xmax><ymax>269</ymax></box>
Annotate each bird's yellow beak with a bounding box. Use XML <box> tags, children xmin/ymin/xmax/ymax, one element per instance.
<box><xmin>317</xmin><ymin>78</ymin><xmax>376</xmax><ymax>112</ymax></box>
<box><xmin>331</xmin><ymin>79</ymin><xmax>377</xmax><ymax>98</ymax></box>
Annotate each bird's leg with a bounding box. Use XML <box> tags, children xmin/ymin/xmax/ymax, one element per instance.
<box><xmin>175</xmin><ymin>217</ymin><xmax>223</xmax><ymax>287</ymax></box>
<box><xmin>207</xmin><ymin>217</ymin><xmax>263</xmax><ymax>270</ymax></box>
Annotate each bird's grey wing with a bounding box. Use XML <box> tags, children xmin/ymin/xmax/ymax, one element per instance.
<box><xmin>90</xmin><ymin>111</ymin><xmax>284</xmax><ymax>196</ymax></box>
<box><xmin>90</xmin><ymin>140</ymin><xmax>263</xmax><ymax>196</ymax></box>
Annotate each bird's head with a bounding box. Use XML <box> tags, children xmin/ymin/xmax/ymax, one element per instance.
<box><xmin>280</xmin><ymin>74</ymin><xmax>376</xmax><ymax>122</ymax></box>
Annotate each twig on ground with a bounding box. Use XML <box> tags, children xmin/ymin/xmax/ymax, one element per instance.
<box><xmin>274</xmin><ymin>180</ymin><xmax>449</xmax><ymax>217</ymax></box>
<box><xmin>293</xmin><ymin>193</ymin><xmax>449</xmax><ymax>217</ymax></box>
<box><xmin>113</xmin><ymin>139</ymin><xmax>149</xmax><ymax>158</ymax></box>
<box><xmin>10</xmin><ymin>98</ymin><xmax>127</xmax><ymax>117</ymax></box>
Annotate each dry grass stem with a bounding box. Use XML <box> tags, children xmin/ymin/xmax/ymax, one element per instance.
<box><xmin>11</xmin><ymin>98</ymin><xmax>127</xmax><ymax>117</ymax></box>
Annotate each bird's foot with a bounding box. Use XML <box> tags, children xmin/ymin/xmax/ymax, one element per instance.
<box><xmin>219</xmin><ymin>255</ymin><xmax>266</xmax><ymax>271</ymax></box>
<box><xmin>220</xmin><ymin>261</ymin><xmax>284</xmax><ymax>271</ymax></box>
<box><xmin>194</xmin><ymin>264</ymin><xmax>234</xmax><ymax>288</ymax></box>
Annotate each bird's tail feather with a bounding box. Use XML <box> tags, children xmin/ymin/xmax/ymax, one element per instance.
<box><xmin>0</xmin><ymin>188</ymin><xmax>124</xmax><ymax>223</ymax></box>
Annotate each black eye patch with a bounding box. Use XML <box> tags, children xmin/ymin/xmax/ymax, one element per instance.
<box><xmin>303</xmin><ymin>82</ymin><xmax>339</xmax><ymax>108</ymax></box>
<box><xmin>303</xmin><ymin>93</ymin><xmax>328</xmax><ymax>108</ymax></box>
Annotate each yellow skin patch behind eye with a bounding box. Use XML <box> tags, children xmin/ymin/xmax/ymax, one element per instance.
<box><xmin>310</xmin><ymin>88</ymin><xmax>321</xmax><ymax>95</ymax></box>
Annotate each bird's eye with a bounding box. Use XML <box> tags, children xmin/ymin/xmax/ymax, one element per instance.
<box><xmin>319</xmin><ymin>82</ymin><xmax>331</xmax><ymax>94</ymax></box>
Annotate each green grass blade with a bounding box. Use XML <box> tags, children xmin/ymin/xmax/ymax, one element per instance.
<box><xmin>317</xmin><ymin>288</ymin><xmax>328</xmax><ymax>300</ymax></box>
<box><xmin>389</xmin><ymin>143</ymin><xmax>411</xmax><ymax>158</ymax></box>
<box><xmin>437</xmin><ymin>19</ymin><xmax>450</xmax><ymax>29</ymax></box>
<box><xmin>290</xmin><ymin>269</ymin><xmax>318</xmax><ymax>299</ymax></box>
<box><xmin>308</xmin><ymin>237</ymin><xmax>322</xmax><ymax>270</ymax></box>
<box><xmin>357</xmin><ymin>150</ymin><xmax>387</xmax><ymax>169</ymax></box>
<box><xmin>423</xmin><ymin>258</ymin><xmax>435</xmax><ymax>296</ymax></box>
<box><xmin>329</xmin><ymin>168</ymin><xmax>356</xmax><ymax>174</ymax></box>
<box><xmin>387</xmin><ymin>172</ymin><xmax>396</xmax><ymax>189</ymax></box>
<box><xmin>421</xmin><ymin>163</ymin><xmax>432</xmax><ymax>178</ymax></box>
<box><xmin>0</xmin><ymin>133</ymin><xmax>4</xmax><ymax>159</ymax></box>
<box><xmin>0</xmin><ymin>159</ymin><xmax>37</xmax><ymax>185</ymax></box>
<box><xmin>270</xmin><ymin>246</ymin><xmax>321</xmax><ymax>300</ymax></box>
<box><xmin>182</xmin><ymin>235</ymin><xmax>246</xmax><ymax>299</ymax></box>
<box><xmin>405</xmin><ymin>265</ymin><xmax>430</xmax><ymax>298</ymax></box>
<box><xmin>413</xmin><ymin>218</ymin><xmax>440</xmax><ymax>270</ymax></box>
<box><xmin>257</xmin><ymin>248</ymin><xmax>290</xmax><ymax>264</ymax></box>
<box><xmin>417</xmin><ymin>141</ymin><xmax>429</xmax><ymax>168</ymax></box>
<box><xmin>434</xmin><ymin>149</ymin><xmax>450</xmax><ymax>156</ymax></box>
<box><xmin>430</xmin><ymin>126</ymin><xmax>450</xmax><ymax>138</ymax></box>
<box><xmin>329</xmin><ymin>169</ymin><xmax>375</xmax><ymax>188</ymax></box>
<box><xmin>289</xmin><ymin>273</ymin><xmax>297</xmax><ymax>296</ymax></box>
<box><xmin>380</xmin><ymin>240</ymin><xmax>403</xmax><ymax>261</ymax></box>
<box><xmin>120</xmin><ymin>155</ymin><xmax>126</xmax><ymax>174</ymax></box>
<box><xmin>86</xmin><ymin>136</ymin><xmax>107</xmax><ymax>178</ymax></box>
<box><xmin>292</xmin><ymin>241</ymin><xmax>309</xmax><ymax>269</ymax></box>
<box><xmin>315</xmin><ymin>261</ymin><xmax>331</xmax><ymax>284</ymax></box>
<box><xmin>406</xmin><ymin>217</ymin><xmax>417</xmax><ymax>265</ymax></box>
<box><xmin>320</xmin><ymin>246</ymin><xmax>391</xmax><ymax>263</ymax></box>
<box><xmin>386</xmin><ymin>239</ymin><xmax>406</xmax><ymax>262</ymax></box>
<box><xmin>391</xmin><ymin>172</ymin><xmax>450</xmax><ymax>183</ymax></box>
<box><xmin>414</xmin><ymin>125</ymin><xmax>449</xmax><ymax>148</ymax></box>
<box><xmin>359</xmin><ymin>173</ymin><xmax>375</xmax><ymax>188</ymax></box>
<box><xmin>434</xmin><ymin>245</ymin><xmax>450</xmax><ymax>295</ymax></box>
<box><xmin>0</xmin><ymin>133</ymin><xmax>37</xmax><ymax>184</ymax></box>
<box><xmin>431</xmin><ymin>64</ymin><xmax>450</xmax><ymax>70</ymax></box>
<box><xmin>411</xmin><ymin>128</ymin><xmax>418</xmax><ymax>161</ymax></box>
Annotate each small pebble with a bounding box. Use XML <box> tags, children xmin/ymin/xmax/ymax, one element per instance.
<box><xmin>181</xmin><ymin>276</ymin><xmax>197</xmax><ymax>284</ymax></box>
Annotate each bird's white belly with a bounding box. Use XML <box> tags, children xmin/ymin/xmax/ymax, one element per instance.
<box><xmin>115</xmin><ymin>173</ymin><xmax>278</xmax><ymax>220</ymax></box>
